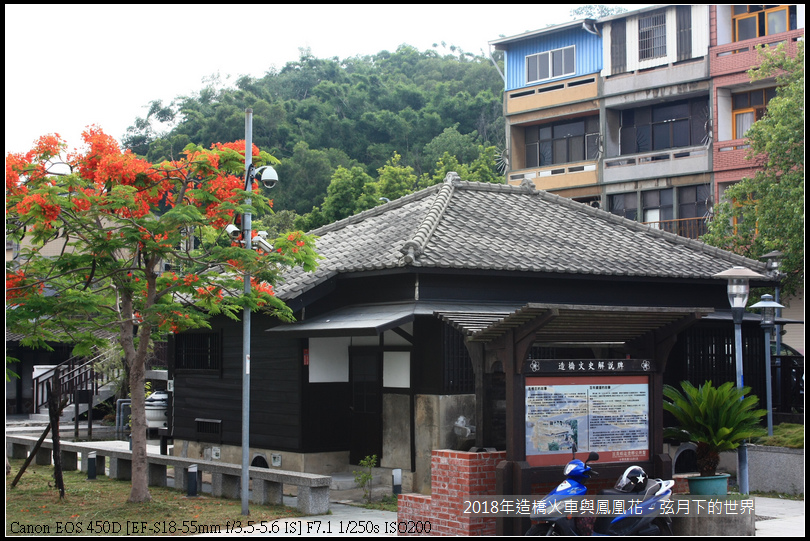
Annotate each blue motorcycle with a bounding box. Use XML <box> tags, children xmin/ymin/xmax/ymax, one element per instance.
<box><xmin>526</xmin><ymin>451</ymin><xmax>674</xmax><ymax>536</ymax></box>
<box><xmin>526</xmin><ymin>449</ymin><xmax>600</xmax><ymax>536</ymax></box>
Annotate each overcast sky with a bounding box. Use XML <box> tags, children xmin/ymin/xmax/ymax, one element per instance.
<box><xmin>5</xmin><ymin>4</ymin><xmax>642</xmax><ymax>156</ymax></box>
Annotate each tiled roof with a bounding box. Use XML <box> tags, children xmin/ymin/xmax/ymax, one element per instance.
<box><xmin>275</xmin><ymin>176</ymin><xmax>767</xmax><ymax>300</ymax></box>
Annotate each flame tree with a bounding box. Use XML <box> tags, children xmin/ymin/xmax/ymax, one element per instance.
<box><xmin>6</xmin><ymin>127</ymin><xmax>318</xmax><ymax>502</ymax></box>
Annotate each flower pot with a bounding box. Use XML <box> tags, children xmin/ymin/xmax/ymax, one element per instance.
<box><xmin>687</xmin><ymin>473</ymin><xmax>730</xmax><ymax>495</ymax></box>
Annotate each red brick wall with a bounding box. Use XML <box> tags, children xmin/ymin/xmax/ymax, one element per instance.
<box><xmin>397</xmin><ymin>449</ymin><xmax>506</xmax><ymax>536</ymax></box>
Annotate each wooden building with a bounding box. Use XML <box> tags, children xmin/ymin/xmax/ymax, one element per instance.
<box><xmin>168</xmin><ymin>176</ymin><xmax>774</xmax><ymax>493</ymax></box>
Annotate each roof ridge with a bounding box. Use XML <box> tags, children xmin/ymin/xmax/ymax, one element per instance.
<box><xmin>531</xmin><ymin>188</ymin><xmax>767</xmax><ymax>271</ymax></box>
<box><xmin>399</xmin><ymin>173</ymin><xmax>458</xmax><ymax>264</ymax></box>
<box><xmin>308</xmin><ymin>184</ymin><xmax>441</xmax><ymax>236</ymax></box>
<box><xmin>454</xmin><ymin>179</ymin><xmax>537</xmax><ymax>195</ymax></box>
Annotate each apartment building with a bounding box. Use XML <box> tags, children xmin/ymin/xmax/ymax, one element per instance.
<box><xmin>709</xmin><ymin>5</ymin><xmax>804</xmax><ymax>202</ymax></box>
<box><xmin>492</xmin><ymin>4</ymin><xmax>803</xmax><ymax>239</ymax></box>
<box><xmin>491</xmin><ymin>4</ymin><xmax>804</xmax><ymax>350</ymax></box>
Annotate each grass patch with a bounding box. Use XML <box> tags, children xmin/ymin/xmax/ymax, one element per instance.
<box><xmin>6</xmin><ymin>459</ymin><xmax>303</xmax><ymax>536</ymax></box>
<box><xmin>358</xmin><ymin>494</ymin><xmax>398</xmax><ymax>512</ymax></box>
<box><xmin>754</xmin><ymin>423</ymin><xmax>804</xmax><ymax>449</ymax></box>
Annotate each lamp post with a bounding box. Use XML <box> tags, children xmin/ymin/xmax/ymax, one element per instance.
<box><xmin>750</xmin><ymin>294</ymin><xmax>784</xmax><ymax>437</ymax></box>
<box><xmin>713</xmin><ymin>266</ymin><xmax>765</xmax><ymax>495</ymax></box>
<box><xmin>240</xmin><ymin>109</ymin><xmax>254</xmax><ymax>516</ymax></box>
<box><xmin>241</xmin><ymin>108</ymin><xmax>278</xmax><ymax>515</ymax></box>
<box><xmin>760</xmin><ymin>251</ymin><xmax>784</xmax><ymax>407</ymax></box>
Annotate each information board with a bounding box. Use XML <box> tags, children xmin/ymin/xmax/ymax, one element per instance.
<box><xmin>525</xmin><ymin>375</ymin><xmax>649</xmax><ymax>467</ymax></box>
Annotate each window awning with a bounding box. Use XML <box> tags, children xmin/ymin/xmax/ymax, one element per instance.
<box><xmin>265</xmin><ymin>302</ymin><xmax>524</xmax><ymax>338</ymax></box>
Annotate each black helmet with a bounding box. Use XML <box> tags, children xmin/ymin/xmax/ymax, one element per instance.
<box><xmin>615</xmin><ymin>466</ymin><xmax>648</xmax><ymax>493</ymax></box>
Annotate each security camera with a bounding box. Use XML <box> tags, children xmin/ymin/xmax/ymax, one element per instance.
<box><xmin>254</xmin><ymin>166</ymin><xmax>278</xmax><ymax>189</ymax></box>
<box><xmin>254</xmin><ymin>237</ymin><xmax>274</xmax><ymax>253</ymax></box>
<box><xmin>225</xmin><ymin>224</ymin><xmax>241</xmax><ymax>239</ymax></box>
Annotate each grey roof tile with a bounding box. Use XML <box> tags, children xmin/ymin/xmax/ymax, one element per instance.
<box><xmin>274</xmin><ymin>179</ymin><xmax>767</xmax><ymax>301</ymax></box>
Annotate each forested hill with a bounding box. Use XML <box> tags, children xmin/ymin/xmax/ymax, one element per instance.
<box><xmin>123</xmin><ymin>45</ymin><xmax>506</xmax><ymax>227</ymax></box>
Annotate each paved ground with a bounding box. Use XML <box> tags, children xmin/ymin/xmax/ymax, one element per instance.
<box><xmin>752</xmin><ymin>496</ymin><xmax>806</xmax><ymax>537</ymax></box>
<box><xmin>6</xmin><ymin>419</ymin><xmax>804</xmax><ymax>536</ymax></box>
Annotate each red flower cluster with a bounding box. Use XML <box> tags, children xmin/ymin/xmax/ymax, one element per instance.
<box><xmin>211</xmin><ymin>140</ymin><xmax>260</xmax><ymax>158</ymax></box>
<box><xmin>6</xmin><ymin>270</ymin><xmax>42</xmax><ymax>305</ymax></box>
<box><xmin>15</xmin><ymin>193</ymin><xmax>61</xmax><ymax>224</ymax></box>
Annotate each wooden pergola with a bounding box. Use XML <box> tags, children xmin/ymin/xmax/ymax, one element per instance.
<box><xmin>439</xmin><ymin>303</ymin><xmax>714</xmax><ymax>535</ymax></box>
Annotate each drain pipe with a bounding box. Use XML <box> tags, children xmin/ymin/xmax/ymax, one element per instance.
<box><xmin>115</xmin><ymin>399</ymin><xmax>131</xmax><ymax>438</ymax></box>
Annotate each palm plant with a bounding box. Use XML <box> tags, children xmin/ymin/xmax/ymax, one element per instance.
<box><xmin>663</xmin><ymin>380</ymin><xmax>766</xmax><ymax>477</ymax></box>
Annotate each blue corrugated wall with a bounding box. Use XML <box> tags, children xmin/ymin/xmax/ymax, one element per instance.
<box><xmin>503</xmin><ymin>28</ymin><xmax>603</xmax><ymax>91</ymax></box>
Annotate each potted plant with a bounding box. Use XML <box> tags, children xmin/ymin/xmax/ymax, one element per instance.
<box><xmin>663</xmin><ymin>380</ymin><xmax>766</xmax><ymax>495</ymax></box>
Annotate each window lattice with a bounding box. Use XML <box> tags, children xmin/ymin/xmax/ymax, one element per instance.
<box><xmin>639</xmin><ymin>11</ymin><xmax>667</xmax><ymax>60</ymax></box>
<box><xmin>175</xmin><ymin>332</ymin><xmax>222</xmax><ymax>371</ymax></box>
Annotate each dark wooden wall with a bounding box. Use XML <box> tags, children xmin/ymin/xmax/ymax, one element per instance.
<box><xmin>170</xmin><ymin>314</ymin><xmax>303</xmax><ymax>451</ymax></box>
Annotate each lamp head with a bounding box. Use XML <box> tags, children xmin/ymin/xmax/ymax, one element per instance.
<box><xmin>750</xmin><ymin>294</ymin><xmax>785</xmax><ymax>327</ymax></box>
<box><xmin>760</xmin><ymin>250</ymin><xmax>784</xmax><ymax>278</ymax></box>
<box><xmin>713</xmin><ymin>266</ymin><xmax>765</xmax><ymax>309</ymax></box>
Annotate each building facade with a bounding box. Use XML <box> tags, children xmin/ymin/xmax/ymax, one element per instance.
<box><xmin>168</xmin><ymin>178</ymin><xmax>778</xmax><ymax>493</ymax></box>
<box><xmin>491</xmin><ymin>4</ymin><xmax>804</xmax><ymax>350</ymax></box>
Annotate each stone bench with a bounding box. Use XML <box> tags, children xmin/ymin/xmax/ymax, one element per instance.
<box><xmin>6</xmin><ymin>435</ymin><xmax>330</xmax><ymax>515</ymax></box>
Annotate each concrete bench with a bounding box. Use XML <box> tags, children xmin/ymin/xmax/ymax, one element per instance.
<box><xmin>6</xmin><ymin>435</ymin><xmax>330</xmax><ymax>515</ymax></box>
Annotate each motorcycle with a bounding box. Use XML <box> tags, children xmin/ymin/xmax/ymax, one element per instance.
<box><xmin>525</xmin><ymin>447</ymin><xmax>600</xmax><ymax>536</ymax></box>
<box><xmin>526</xmin><ymin>448</ymin><xmax>674</xmax><ymax>536</ymax></box>
<box><xmin>591</xmin><ymin>475</ymin><xmax>674</xmax><ymax>536</ymax></box>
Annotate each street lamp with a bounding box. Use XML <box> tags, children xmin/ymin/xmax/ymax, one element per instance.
<box><xmin>713</xmin><ymin>266</ymin><xmax>764</xmax><ymax>495</ymax></box>
<box><xmin>750</xmin><ymin>294</ymin><xmax>784</xmax><ymax>437</ymax></box>
<box><xmin>760</xmin><ymin>251</ymin><xmax>785</xmax><ymax>404</ymax></box>
<box><xmin>241</xmin><ymin>108</ymin><xmax>278</xmax><ymax>515</ymax></box>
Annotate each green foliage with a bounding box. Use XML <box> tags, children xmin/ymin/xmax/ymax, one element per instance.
<box><xmin>258</xmin><ymin>209</ymin><xmax>300</xmax><ymax>239</ymax></box>
<box><xmin>421</xmin><ymin>125</ymin><xmax>481</xmax><ymax>171</ymax></box>
<box><xmin>320</xmin><ymin>166</ymin><xmax>376</xmax><ymax>223</ymax></box>
<box><xmin>663</xmin><ymin>381</ymin><xmax>767</xmax><ymax>477</ymax></box>
<box><xmin>361</xmin><ymin>493</ymin><xmax>399</xmax><ymax>512</ymax></box>
<box><xmin>754</xmin><ymin>423</ymin><xmax>804</xmax><ymax>449</ymax></box>
<box><xmin>273</xmin><ymin>142</ymin><xmax>356</xmax><ymax>215</ymax></box>
<box><xmin>702</xmin><ymin>41</ymin><xmax>804</xmax><ymax>298</ymax></box>
<box><xmin>569</xmin><ymin>5</ymin><xmax>627</xmax><ymax>19</ymax></box>
<box><xmin>6</xmin><ymin>129</ymin><xmax>319</xmax><ymax>502</ymax></box>
<box><xmin>123</xmin><ymin>45</ymin><xmax>505</xmax><ymax>220</ymax></box>
<box><xmin>377</xmin><ymin>152</ymin><xmax>418</xmax><ymax>201</ymax></box>
<box><xmin>353</xmin><ymin>454</ymin><xmax>378</xmax><ymax>504</ymax></box>
<box><xmin>6</xmin><ymin>357</ymin><xmax>20</xmax><ymax>382</ymax></box>
<box><xmin>423</xmin><ymin>145</ymin><xmax>502</xmax><ymax>187</ymax></box>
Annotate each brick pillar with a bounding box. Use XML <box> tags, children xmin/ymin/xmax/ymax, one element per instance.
<box><xmin>398</xmin><ymin>449</ymin><xmax>506</xmax><ymax>536</ymax></box>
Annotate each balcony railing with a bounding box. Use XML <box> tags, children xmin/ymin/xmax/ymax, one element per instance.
<box><xmin>710</xmin><ymin>29</ymin><xmax>804</xmax><ymax>77</ymax></box>
<box><xmin>641</xmin><ymin>217</ymin><xmax>708</xmax><ymax>240</ymax></box>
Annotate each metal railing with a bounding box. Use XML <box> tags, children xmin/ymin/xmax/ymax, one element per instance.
<box><xmin>32</xmin><ymin>347</ymin><xmax>123</xmax><ymax>414</ymax></box>
<box><xmin>641</xmin><ymin>217</ymin><xmax>708</xmax><ymax>240</ymax></box>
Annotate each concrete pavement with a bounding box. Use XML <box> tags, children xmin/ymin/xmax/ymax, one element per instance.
<box><xmin>753</xmin><ymin>495</ymin><xmax>806</xmax><ymax>537</ymax></box>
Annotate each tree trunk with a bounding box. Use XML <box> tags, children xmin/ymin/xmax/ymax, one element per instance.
<box><xmin>120</xmin><ymin>293</ymin><xmax>152</xmax><ymax>503</ymax></box>
<box><xmin>47</xmin><ymin>369</ymin><xmax>65</xmax><ymax>499</ymax></box>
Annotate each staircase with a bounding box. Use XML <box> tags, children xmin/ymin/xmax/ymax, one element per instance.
<box><xmin>30</xmin><ymin>346</ymin><xmax>123</xmax><ymax>423</ymax></box>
